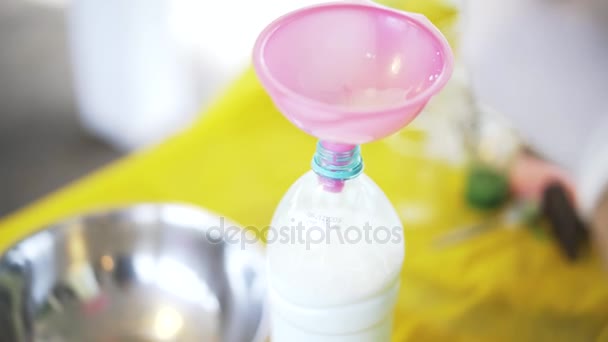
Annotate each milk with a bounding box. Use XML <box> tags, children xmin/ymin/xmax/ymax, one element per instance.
<box><xmin>267</xmin><ymin>171</ymin><xmax>405</xmax><ymax>341</ymax></box>
<box><xmin>338</xmin><ymin>88</ymin><xmax>411</xmax><ymax>109</ymax></box>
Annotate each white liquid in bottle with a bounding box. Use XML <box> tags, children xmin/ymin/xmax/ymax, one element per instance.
<box><xmin>268</xmin><ymin>170</ymin><xmax>405</xmax><ymax>342</ymax></box>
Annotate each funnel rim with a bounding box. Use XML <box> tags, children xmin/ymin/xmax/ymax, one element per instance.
<box><xmin>253</xmin><ymin>2</ymin><xmax>454</xmax><ymax>117</ymax></box>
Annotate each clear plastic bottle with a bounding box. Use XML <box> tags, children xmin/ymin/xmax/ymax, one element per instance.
<box><xmin>267</xmin><ymin>143</ymin><xmax>405</xmax><ymax>342</ymax></box>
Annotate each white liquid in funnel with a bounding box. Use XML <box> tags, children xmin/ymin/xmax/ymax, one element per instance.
<box><xmin>339</xmin><ymin>88</ymin><xmax>410</xmax><ymax>109</ymax></box>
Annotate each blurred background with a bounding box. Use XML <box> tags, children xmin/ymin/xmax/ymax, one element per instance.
<box><xmin>0</xmin><ymin>0</ymin><xmax>329</xmax><ymax>216</ymax></box>
<box><xmin>0</xmin><ymin>0</ymin><xmax>116</xmax><ymax>216</ymax></box>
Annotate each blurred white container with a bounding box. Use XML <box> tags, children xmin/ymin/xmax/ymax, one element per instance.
<box><xmin>68</xmin><ymin>0</ymin><xmax>326</xmax><ymax>150</ymax></box>
<box><xmin>68</xmin><ymin>0</ymin><xmax>199</xmax><ymax>150</ymax></box>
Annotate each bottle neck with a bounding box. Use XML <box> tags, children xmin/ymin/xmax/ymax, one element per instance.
<box><xmin>311</xmin><ymin>141</ymin><xmax>364</xmax><ymax>192</ymax></box>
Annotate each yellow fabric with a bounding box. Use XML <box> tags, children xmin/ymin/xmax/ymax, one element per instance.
<box><xmin>1</xmin><ymin>1</ymin><xmax>608</xmax><ymax>340</ymax></box>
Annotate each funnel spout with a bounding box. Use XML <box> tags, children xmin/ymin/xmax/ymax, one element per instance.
<box><xmin>320</xmin><ymin>141</ymin><xmax>356</xmax><ymax>153</ymax></box>
<box><xmin>312</xmin><ymin>141</ymin><xmax>363</xmax><ymax>192</ymax></box>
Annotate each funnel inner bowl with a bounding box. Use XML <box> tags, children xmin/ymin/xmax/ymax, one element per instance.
<box><xmin>255</xmin><ymin>3</ymin><xmax>450</xmax><ymax>112</ymax></box>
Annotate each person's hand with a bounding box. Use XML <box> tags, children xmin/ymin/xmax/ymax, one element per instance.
<box><xmin>508</xmin><ymin>152</ymin><xmax>576</xmax><ymax>205</ymax></box>
<box><xmin>509</xmin><ymin>152</ymin><xmax>587</xmax><ymax>260</ymax></box>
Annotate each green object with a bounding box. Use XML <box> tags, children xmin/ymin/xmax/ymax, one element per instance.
<box><xmin>466</xmin><ymin>164</ymin><xmax>510</xmax><ymax>210</ymax></box>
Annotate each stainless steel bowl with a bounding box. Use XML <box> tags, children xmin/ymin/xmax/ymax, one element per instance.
<box><xmin>0</xmin><ymin>204</ymin><xmax>268</xmax><ymax>342</ymax></box>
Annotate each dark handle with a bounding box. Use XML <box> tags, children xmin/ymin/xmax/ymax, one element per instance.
<box><xmin>542</xmin><ymin>182</ymin><xmax>588</xmax><ymax>260</ymax></box>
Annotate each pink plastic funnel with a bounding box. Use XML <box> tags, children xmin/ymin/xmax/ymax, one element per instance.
<box><xmin>253</xmin><ymin>1</ymin><xmax>454</xmax><ymax>145</ymax></box>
